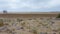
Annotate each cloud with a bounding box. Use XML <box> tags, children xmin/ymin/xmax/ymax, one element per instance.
<box><xmin>45</xmin><ymin>0</ymin><xmax>60</xmax><ymax>8</ymax></box>
<box><xmin>25</xmin><ymin>0</ymin><xmax>60</xmax><ymax>9</ymax></box>
<box><xmin>0</xmin><ymin>0</ymin><xmax>60</xmax><ymax>11</ymax></box>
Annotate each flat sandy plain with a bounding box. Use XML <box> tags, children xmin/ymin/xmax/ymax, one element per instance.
<box><xmin>0</xmin><ymin>12</ymin><xmax>60</xmax><ymax>34</ymax></box>
<box><xmin>0</xmin><ymin>12</ymin><xmax>59</xmax><ymax>18</ymax></box>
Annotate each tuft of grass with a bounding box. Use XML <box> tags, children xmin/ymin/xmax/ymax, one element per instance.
<box><xmin>32</xmin><ymin>29</ymin><xmax>37</xmax><ymax>34</ymax></box>
<box><xmin>0</xmin><ymin>19</ymin><xmax>4</xmax><ymax>27</ymax></box>
<box><xmin>31</xmin><ymin>27</ymin><xmax>38</xmax><ymax>34</ymax></box>
<box><xmin>0</xmin><ymin>23</ymin><xmax>4</xmax><ymax>27</ymax></box>
<box><xmin>56</xmin><ymin>14</ymin><xmax>60</xmax><ymax>18</ymax></box>
<box><xmin>21</xmin><ymin>22</ymin><xmax>25</xmax><ymax>27</ymax></box>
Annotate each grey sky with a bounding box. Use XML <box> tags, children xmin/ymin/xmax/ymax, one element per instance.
<box><xmin>0</xmin><ymin>0</ymin><xmax>60</xmax><ymax>12</ymax></box>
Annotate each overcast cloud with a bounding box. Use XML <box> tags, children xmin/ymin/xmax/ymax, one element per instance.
<box><xmin>0</xmin><ymin>0</ymin><xmax>60</xmax><ymax>12</ymax></box>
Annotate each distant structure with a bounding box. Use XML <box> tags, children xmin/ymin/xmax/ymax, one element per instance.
<box><xmin>3</xmin><ymin>10</ymin><xmax>7</xmax><ymax>14</ymax></box>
